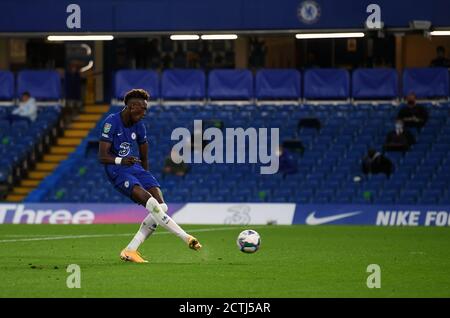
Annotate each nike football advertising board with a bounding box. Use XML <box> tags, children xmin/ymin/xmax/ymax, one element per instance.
<box><xmin>0</xmin><ymin>203</ymin><xmax>449</xmax><ymax>226</ymax></box>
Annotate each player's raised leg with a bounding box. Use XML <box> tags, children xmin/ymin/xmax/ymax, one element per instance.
<box><xmin>132</xmin><ymin>185</ymin><xmax>202</xmax><ymax>250</ymax></box>
<box><xmin>120</xmin><ymin>213</ymin><xmax>158</xmax><ymax>263</ymax></box>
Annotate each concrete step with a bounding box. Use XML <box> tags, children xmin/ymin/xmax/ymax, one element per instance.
<box><xmin>11</xmin><ymin>187</ymin><xmax>34</xmax><ymax>195</ymax></box>
<box><xmin>84</xmin><ymin>105</ymin><xmax>110</xmax><ymax>113</ymax></box>
<box><xmin>57</xmin><ymin>138</ymin><xmax>82</xmax><ymax>146</ymax></box>
<box><xmin>21</xmin><ymin>179</ymin><xmax>41</xmax><ymax>187</ymax></box>
<box><xmin>50</xmin><ymin>146</ymin><xmax>76</xmax><ymax>155</ymax></box>
<box><xmin>64</xmin><ymin>129</ymin><xmax>90</xmax><ymax>138</ymax></box>
<box><xmin>35</xmin><ymin>162</ymin><xmax>58</xmax><ymax>171</ymax></box>
<box><xmin>70</xmin><ymin>122</ymin><xmax>96</xmax><ymax>129</ymax></box>
<box><xmin>42</xmin><ymin>154</ymin><xmax>67</xmax><ymax>163</ymax></box>
<box><xmin>5</xmin><ymin>194</ymin><xmax>26</xmax><ymax>202</ymax></box>
<box><xmin>75</xmin><ymin>114</ymin><xmax>103</xmax><ymax>122</ymax></box>
<box><xmin>28</xmin><ymin>171</ymin><xmax>50</xmax><ymax>179</ymax></box>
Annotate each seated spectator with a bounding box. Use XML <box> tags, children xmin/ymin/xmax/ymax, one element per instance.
<box><xmin>278</xmin><ymin>146</ymin><xmax>298</xmax><ymax>178</ymax></box>
<box><xmin>162</xmin><ymin>150</ymin><xmax>190</xmax><ymax>177</ymax></box>
<box><xmin>8</xmin><ymin>91</ymin><xmax>37</xmax><ymax>123</ymax></box>
<box><xmin>430</xmin><ymin>46</ymin><xmax>450</xmax><ymax>68</ymax></box>
<box><xmin>384</xmin><ymin>120</ymin><xmax>416</xmax><ymax>152</ymax></box>
<box><xmin>397</xmin><ymin>92</ymin><xmax>428</xmax><ymax>130</ymax></box>
<box><xmin>362</xmin><ymin>148</ymin><xmax>393</xmax><ymax>177</ymax></box>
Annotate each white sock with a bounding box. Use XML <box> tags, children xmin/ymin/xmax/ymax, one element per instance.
<box><xmin>126</xmin><ymin>213</ymin><xmax>158</xmax><ymax>251</ymax></box>
<box><xmin>145</xmin><ymin>197</ymin><xmax>189</xmax><ymax>242</ymax></box>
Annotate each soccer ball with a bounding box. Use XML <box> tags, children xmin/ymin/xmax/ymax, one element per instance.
<box><xmin>236</xmin><ymin>230</ymin><xmax>261</xmax><ymax>253</ymax></box>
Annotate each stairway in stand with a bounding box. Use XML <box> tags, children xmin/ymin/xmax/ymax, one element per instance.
<box><xmin>5</xmin><ymin>105</ymin><xmax>109</xmax><ymax>202</ymax></box>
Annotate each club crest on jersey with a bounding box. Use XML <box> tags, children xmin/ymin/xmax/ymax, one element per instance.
<box><xmin>131</xmin><ymin>132</ymin><xmax>136</xmax><ymax>140</ymax></box>
<box><xmin>103</xmin><ymin>123</ymin><xmax>112</xmax><ymax>133</ymax></box>
<box><xmin>124</xmin><ymin>181</ymin><xmax>129</xmax><ymax>188</ymax></box>
<box><xmin>118</xmin><ymin>142</ymin><xmax>131</xmax><ymax>156</ymax></box>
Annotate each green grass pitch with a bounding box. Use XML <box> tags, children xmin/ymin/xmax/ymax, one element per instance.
<box><xmin>0</xmin><ymin>224</ymin><xmax>449</xmax><ymax>297</ymax></box>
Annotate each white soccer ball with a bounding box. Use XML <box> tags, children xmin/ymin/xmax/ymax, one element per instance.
<box><xmin>236</xmin><ymin>230</ymin><xmax>261</xmax><ymax>253</ymax></box>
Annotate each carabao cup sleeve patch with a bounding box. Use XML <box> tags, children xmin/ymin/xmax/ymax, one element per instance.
<box><xmin>103</xmin><ymin>123</ymin><xmax>112</xmax><ymax>133</ymax></box>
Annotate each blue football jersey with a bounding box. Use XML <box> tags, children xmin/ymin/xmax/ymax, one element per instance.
<box><xmin>99</xmin><ymin>111</ymin><xmax>147</xmax><ymax>159</ymax></box>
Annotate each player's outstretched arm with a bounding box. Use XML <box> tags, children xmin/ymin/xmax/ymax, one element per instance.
<box><xmin>98</xmin><ymin>141</ymin><xmax>140</xmax><ymax>166</ymax></box>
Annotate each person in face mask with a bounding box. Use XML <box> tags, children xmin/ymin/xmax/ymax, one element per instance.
<box><xmin>384</xmin><ymin>120</ymin><xmax>416</xmax><ymax>152</ymax></box>
<box><xmin>397</xmin><ymin>92</ymin><xmax>429</xmax><ymax>130</ymax></box>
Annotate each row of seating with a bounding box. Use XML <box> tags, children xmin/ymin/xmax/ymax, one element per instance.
<box><xmin>39</xmin><ymin>103</ymin><xmax>450</xmax><ymax>204</ymax></box>
<box><xmin>114</xmin><ymin>67</ymin><xmax>450</xmax><ymax>100</ymax></box>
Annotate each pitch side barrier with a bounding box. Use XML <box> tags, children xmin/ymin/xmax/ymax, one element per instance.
<box><xmin>0</xmin><ymin>203</ymin><xmax>449</xmax><ymax>226</ymax></box>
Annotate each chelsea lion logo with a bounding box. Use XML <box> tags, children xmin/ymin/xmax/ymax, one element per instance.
<box><xmin>297</xmin><ymin>1</ymin><xmax>321</xmax><ymax>25</ymax></box>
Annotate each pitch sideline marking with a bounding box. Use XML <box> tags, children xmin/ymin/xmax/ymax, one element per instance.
<box><xmin>0</xmin><ymin>226</ymin><xmax>262</xmax><ymax>243</ymax></box>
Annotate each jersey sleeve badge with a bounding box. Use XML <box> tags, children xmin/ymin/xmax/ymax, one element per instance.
<box><xmin>103</xmin><ymin>123</ymin><xmax>112</xmax><ymax>134</ymax></box>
